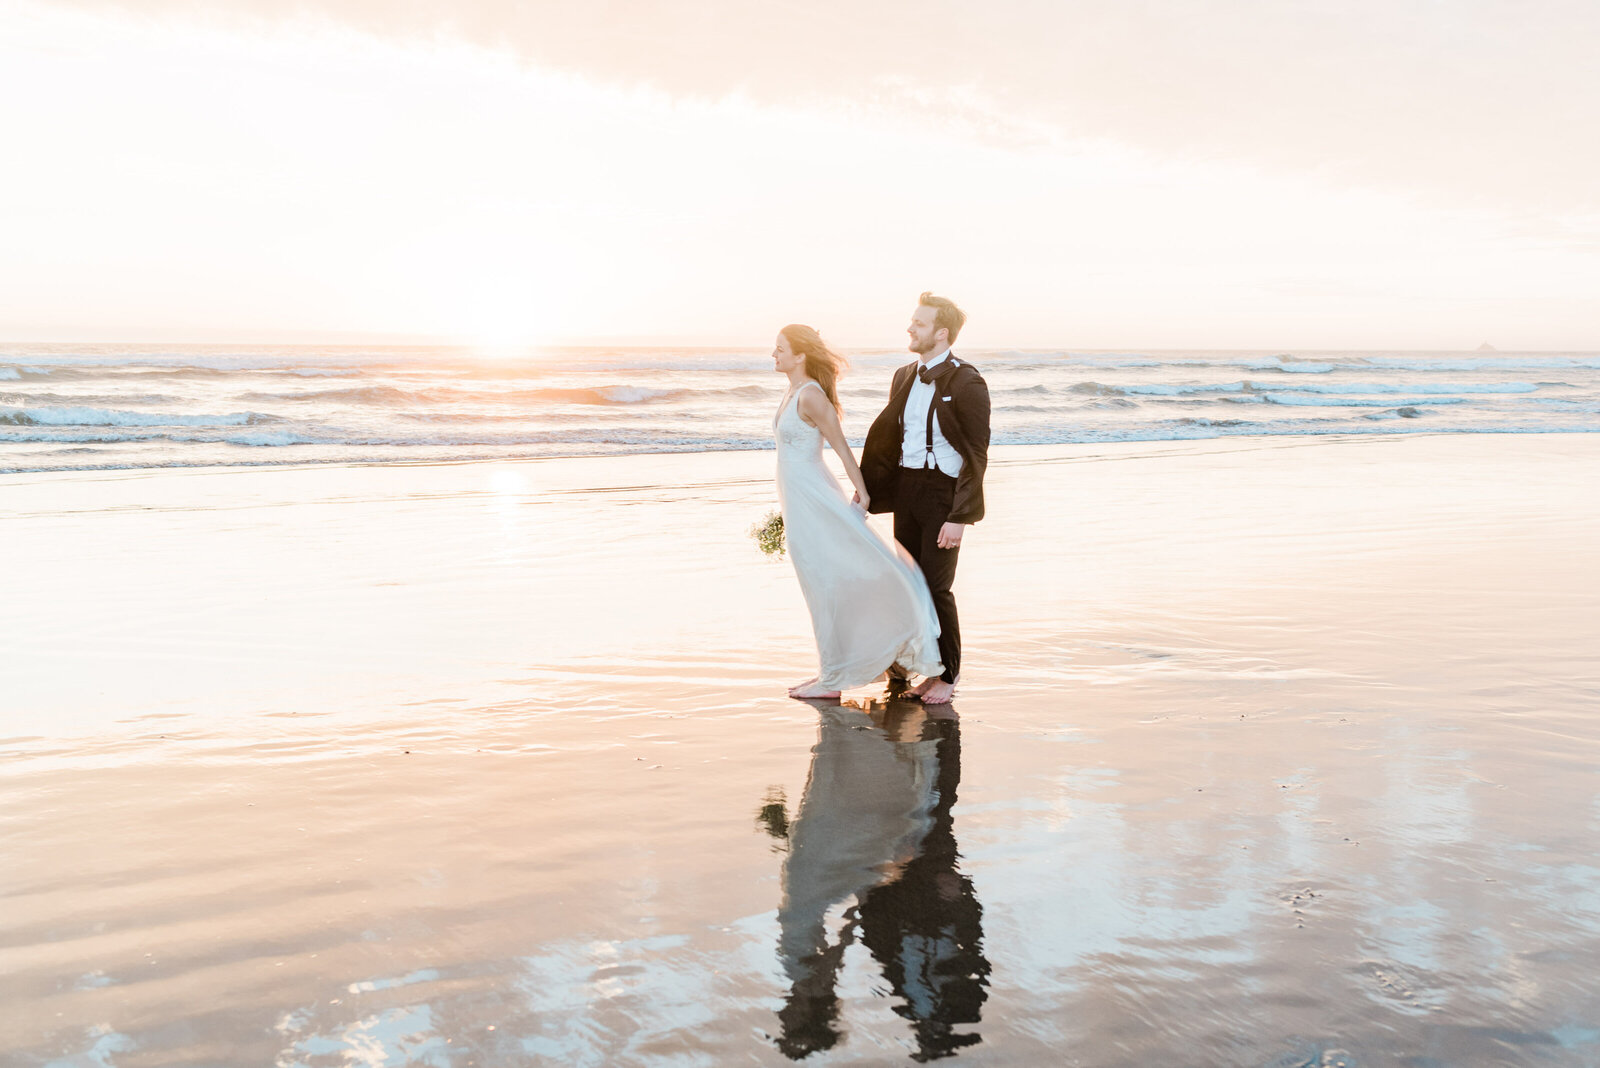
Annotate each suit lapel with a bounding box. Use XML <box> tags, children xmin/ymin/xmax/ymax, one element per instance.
<box><xmin>925</xmin><ymin>356</ymin><xmax>964</xmax><ymax>456</ymax></box>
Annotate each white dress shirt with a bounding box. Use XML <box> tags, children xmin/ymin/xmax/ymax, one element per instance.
<box><xmin>900</xmin><ymin>348</ymin><xmax>965</xmax><ymax>477</ymax></box>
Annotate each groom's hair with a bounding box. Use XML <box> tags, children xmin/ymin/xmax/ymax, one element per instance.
<box><xmin>918</xmin><ymin>292</ymin><xmax>967</xmax><ymax>344</ymax></box>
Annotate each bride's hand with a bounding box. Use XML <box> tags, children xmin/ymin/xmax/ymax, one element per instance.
<box><xmin>852</xmin><ymin>488</ymin><xmax>869</xmax><ymax>513</ymax></box>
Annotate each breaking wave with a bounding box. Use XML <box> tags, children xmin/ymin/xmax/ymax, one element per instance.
<box><xmin>2</xmin><ymin>343</ymin><xmax>1595</xmax><ymax>472</ymax></box>
<box><xmin>0</xmin><ymin>406</ymin><xmax>274</xmax><ymax>427</ymax></box>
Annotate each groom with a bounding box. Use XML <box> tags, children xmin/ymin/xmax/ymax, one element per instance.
<box><xmin>858</xmin><ymin>292</ymin><xmax>990</xmax><ymax>704</ymax></box>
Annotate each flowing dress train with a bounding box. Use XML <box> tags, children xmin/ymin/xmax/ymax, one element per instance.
<box><xmin>775</xmin><ymin>381</ymin><xmax>942</xmax><ymax>690</ymax></box>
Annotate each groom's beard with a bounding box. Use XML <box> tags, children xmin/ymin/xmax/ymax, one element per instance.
<box><xmin>909</xmin><ymin>335</ymin><xmax>938</xmax><ymax>355</ymax></box>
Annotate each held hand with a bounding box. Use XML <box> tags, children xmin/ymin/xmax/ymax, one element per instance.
<box><xmin>852</xmin><ymin>488</ymin><xmax>869</xmax><ymax>512</ymax></box>
<box><xmin>937</xmin><ymin>522</ymin><xmax>965</xmax><ymax>549</ymax></box>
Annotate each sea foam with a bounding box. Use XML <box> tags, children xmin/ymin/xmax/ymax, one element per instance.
<box><xmin>1</xmin><ymin>343</ymin><xmax>1595</xmax><ymax>472</ymax></box>
<box><xmin>0</xmin><ymin>406</ymin><xmax>273</xmax><ymax>427</ymax></box>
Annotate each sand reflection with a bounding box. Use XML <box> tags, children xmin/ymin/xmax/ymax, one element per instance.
<box><xmin>766</xmin><ymin>701</ymin><xmax>989</xmax><ymax>1060</ymax></box>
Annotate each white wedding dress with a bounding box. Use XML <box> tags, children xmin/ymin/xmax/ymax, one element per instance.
<box><xmin>775</xmin><ymin>382</ymin><xmax>943</xmax><ymax>690</ymax></box>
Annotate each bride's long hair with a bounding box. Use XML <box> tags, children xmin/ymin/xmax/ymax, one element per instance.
<box><xmin>781</xmin><ymin>324</ymin><xmax>848</xmax><ymax>414</ymax></box>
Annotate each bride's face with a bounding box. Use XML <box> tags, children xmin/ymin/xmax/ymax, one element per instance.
<box><xmin>772</xmin><ymin>333</ymin><xmax>803</xmax><ymax>375</ymax></box>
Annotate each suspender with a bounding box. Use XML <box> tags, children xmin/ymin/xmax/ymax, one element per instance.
<box><xmin>908</xmin><ymin>357</ymin><xmax>956</xmax><ymax>472</ymax></box>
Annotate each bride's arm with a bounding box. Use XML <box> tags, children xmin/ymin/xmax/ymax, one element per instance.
<box><xmin>798</xmin><ymin>388</ymin><xmax>870</xmax><ymax>509</ymax></box>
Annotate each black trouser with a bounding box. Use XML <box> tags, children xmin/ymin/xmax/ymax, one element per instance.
<box><xmin>893</xmin><ymin>467</ymin><xmax>961</xmax><ymax>683</ymax></box>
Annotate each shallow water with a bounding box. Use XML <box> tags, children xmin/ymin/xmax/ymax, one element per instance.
<box><xmin>3</xmin><ymin>435</ymin><xmax>1598</xmax><ymax>1066</ymax></box>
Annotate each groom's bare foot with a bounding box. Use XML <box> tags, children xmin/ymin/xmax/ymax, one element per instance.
<box><xmin>918</xmin><ymin>679</ymin><xmax>956</xmax><ymax>705</ymax></box>
<box><xmin>906</xmin><ymin>676</ymin><xmax>936</xmax><ymax>698</ymax></box>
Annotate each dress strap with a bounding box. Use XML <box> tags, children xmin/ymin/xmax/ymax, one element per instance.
<box><xmin>790</xmin><ymin>380</ymin><xmax>826</xmax><ymax>413</ymax></box>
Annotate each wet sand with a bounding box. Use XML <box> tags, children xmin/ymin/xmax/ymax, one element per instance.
<box><xmin>2</xmin><ymin>433</ymin><xmax>1599</xmax><ymax>1066</ymax></box>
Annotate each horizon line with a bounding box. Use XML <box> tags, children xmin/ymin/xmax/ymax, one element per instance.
<box><xmin>0</xmin><ymin>334</ymin><xmax>1588</xmax><ymax>355</ymax></box>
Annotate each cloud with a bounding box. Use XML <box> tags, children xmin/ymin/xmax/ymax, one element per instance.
<box><xmin>58</xmin><ymin>0</ymin><xmax>1600</xmax><ymax>211</ymax></box>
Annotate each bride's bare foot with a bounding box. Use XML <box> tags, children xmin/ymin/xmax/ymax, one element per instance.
<box><xmin>918</xmin><ymin>678</ymin><xmax>956</xmax><ymax>705</ymax></box>
<box><xmin>906</xmin><ymin>676</ymin><xmax>936</xmax><ymax>697</ymax></box>
<box><xmin>789</xmin><ymin>680</ymin><xmax>842</xmax><ymax>700</ymax></box>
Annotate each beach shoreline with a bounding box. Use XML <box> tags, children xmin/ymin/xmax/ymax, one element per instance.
<box><xmin>3</xmin><ymin>431</ymin><xmax>1599</xmax><ymax>1065</ymax></box>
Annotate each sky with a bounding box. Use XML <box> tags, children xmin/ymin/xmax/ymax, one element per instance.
<box><xmin>2</xmin><ymin>0</ymin><xmax>1597</xmax><ymax>349</ymax></box>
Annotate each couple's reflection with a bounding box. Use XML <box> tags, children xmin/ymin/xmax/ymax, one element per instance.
<box><xmin>761</xmin><ymin>700</ymin><xmax>989</xmax><ymax>1061</ymax></box>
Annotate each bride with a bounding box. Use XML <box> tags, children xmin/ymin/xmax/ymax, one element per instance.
<box><xmin>771</xmin><ymin>325</ymin><xmax>943</xmax><ymax>699</ymax></box>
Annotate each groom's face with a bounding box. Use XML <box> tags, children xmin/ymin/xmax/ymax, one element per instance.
<box><xmin>908</xmin><ymin>305</ymin><xmax>945</xmax><ymax>356</ymax></box>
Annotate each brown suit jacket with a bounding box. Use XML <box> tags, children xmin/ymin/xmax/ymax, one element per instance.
<box><xmin>861</xmin><ymin>355</ymin><xmax>991</xmax><ymax>524</ymax></box>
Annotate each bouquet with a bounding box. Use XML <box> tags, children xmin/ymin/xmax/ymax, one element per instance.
<box><xmin>749</xmin><ymin>509</ymin><xmax>785</xmax><ymax>558</ymax></box>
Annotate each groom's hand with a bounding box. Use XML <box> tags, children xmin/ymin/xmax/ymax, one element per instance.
<box><xmin>937</xmin><ymin>522</ymin><xmax>965</xmax><ymax>549</ymax></box>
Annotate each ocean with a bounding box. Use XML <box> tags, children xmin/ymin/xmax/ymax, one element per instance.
<box><xmin>3</xmin><ymin>343</ymin><xmax>1598</xmax><ymax>473</ymax></box>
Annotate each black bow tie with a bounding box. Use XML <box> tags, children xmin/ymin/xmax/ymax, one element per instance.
<box><xmin>918</xmin><ymin>363</ymin><xmax>941</xmax><ymax>384</ymax></box>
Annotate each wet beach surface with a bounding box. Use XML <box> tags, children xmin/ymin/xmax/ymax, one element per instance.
<box><xmin>3</xmin><ymin>434</ymin><xmax>1598</xmax><ymax>1066</ymax></box>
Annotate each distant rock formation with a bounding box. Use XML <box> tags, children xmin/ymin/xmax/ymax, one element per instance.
<box><xmin>1476</xmin><ymin>342</ymin><xmax>1497</xmax><ymax>352</ymax></box>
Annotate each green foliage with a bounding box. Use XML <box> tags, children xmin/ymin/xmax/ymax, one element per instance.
<box><xmin>749</xmin><ymin>509</ymin><xmax>785</xmax><ymax>558</ymax></box>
